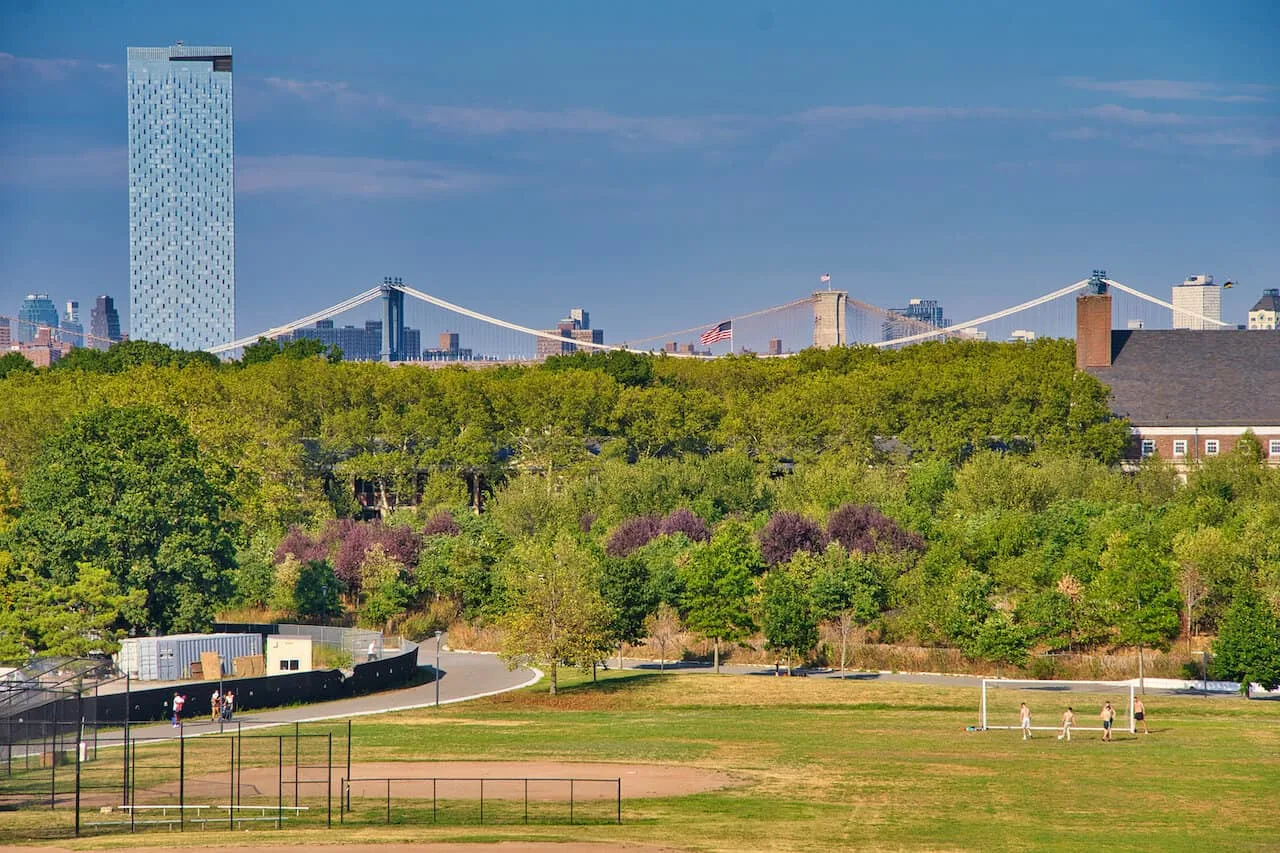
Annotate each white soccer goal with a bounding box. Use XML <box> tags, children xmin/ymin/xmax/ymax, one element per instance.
<box><xmin>980</xmin><ymin>679</ymin><xmax>1136</xmax><ymax>734</ymax></box>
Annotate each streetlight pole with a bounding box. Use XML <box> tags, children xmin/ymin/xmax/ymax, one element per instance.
<box><xmin>434</xmin><ymin>631</ymin><xmax>443</xmax><ymax>708</ymax></box>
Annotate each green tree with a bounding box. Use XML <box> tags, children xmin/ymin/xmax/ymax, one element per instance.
<box><xmin>14</xmin><ymin>404</ymin><xmax>237</xmax><ymax>634</ymax></box>
<box><xmin>679</xmin><ymin>521</ymin><xmax>760</xmax><ymax>673</ymax></box>
<box><xmin>0</xmin><ymin>351</ymin><xmax>37</xmax><ymax>379</ymax></box>
<box><xmin>295</xmin><ymin>560</ymin><xmax>344</xmax><ymax>622</ymax></box>
<box><xmin>762</xmin><ymin>567</ymin><xmax>817</xmax><ymax>673</ymax></box>
<box><xmin>807</xmin><ymin>544</ymin><xmax>885</xmax><ymax>673</ymax></box>
<box><xmin>0</xmin><ymin>556</ymin><xmax>144</xmax><ymax>659</ymax></box>
<box><xmin>643</xmin><ymin>602</ymin><xmax>684</xmax><ymax>672</ymax></box>
<box><xmin>499</xmin><ymin>533</ymin><xmax>613</xmax><ymax>694</ymax></box>
<box><xmin>359</xmin><ymin>545</ymin><xmax>411</xmax><ymax>632</ymax></box>
<box><xmin>600</xmin><ymin>554</ymin><xmax>657</xmax><ymax>668</ymax></box>
<box><xmin>1213</xmin><ymin>585</ymin><xmax>1280</xmax><ymax>693</ymax></box>
<box><xmin>1094</xmin><ymin>531</ymin><xmax>1181</xmax><ymax>690</ymax></box>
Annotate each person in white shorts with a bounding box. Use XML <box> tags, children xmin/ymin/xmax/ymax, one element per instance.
<box><xmin>1058</xmin><ymin>707</ymin><xmax>1074</xmax><ymax>741</ymax></box>
<box><xmin>1019</xmin><ymin>702</ymin><xmax>1033</xmax><ymax>740</ymax></box>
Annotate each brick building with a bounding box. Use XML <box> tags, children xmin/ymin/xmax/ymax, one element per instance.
<box><xmin>1077</xmin><ymin>289</ymin><xmax>1280</xmax><ymax>468</ymax></box>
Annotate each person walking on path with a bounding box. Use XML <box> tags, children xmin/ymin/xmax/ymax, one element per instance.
<box><xmin>1020</xmin><ymin>702</ymin><xmax>1033</xmax><ymax>740</ymax></box>
<box><xmin>368</xmin><ymin>640</ymin><xmax>377</xmax><ymax>662</ymax></box>
<box><xmin>1058</xmin><ymin>707</ymin><xmax>1074</xmax><ymax>741</ymax></box>
<box><xmin>171</xmin><ymin>692</ymin><xmax>185</xmax><ymax>727</ymax></box>
<box><xmin>211</xmin><ymin>689</ymin><xmax>221</xmax><ymax>722</ymax></box>
<box><xmin>223</xmin><ymin>690</ymin><xmax>234</xmax><ymax>721</ymax></box>
<box><xmin>1134</xmin><ymin>697</ymin><xmax>1148</xmax><ymax>735</ymax></box>
<box><xmin>1100</xmin><ymin>702</ymin><xmax>1115</xmax><ymax>741</ymax></box>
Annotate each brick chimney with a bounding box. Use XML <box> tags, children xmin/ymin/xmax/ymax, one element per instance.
<box><xmin>1075</xmin><ymin>292</ymin><xmax>1113</xmax><ymax>370</ymax></box>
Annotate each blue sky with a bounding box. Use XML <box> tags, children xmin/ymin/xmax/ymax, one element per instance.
<box><xmin>1</xmin><ymin>0</ymin><xmax>1277</xmax><ymax>342</ymax></box>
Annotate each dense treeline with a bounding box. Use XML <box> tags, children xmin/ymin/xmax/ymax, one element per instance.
<box><xmin>1</xmin><ymin>340</ymin><xmax>1277</xmax><ymax>689</ymax></box>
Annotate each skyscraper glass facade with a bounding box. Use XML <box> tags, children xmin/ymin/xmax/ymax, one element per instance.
<box><xmin>127</xmin><ymin>44</ymin><xmax>235</xmax><ymax>351</ymax></box>
<box><xmin>17</xmin><ymin>293</ymin><xmax>60</xmax><ymax>343</ymax></box>
<box><xmin>90</xmin><ymin>295</ymin><xmax>122</xmax><ymax>350</ymax></box>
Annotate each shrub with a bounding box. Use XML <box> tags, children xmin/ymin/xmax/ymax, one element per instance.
<box><xmin>606</xmin><ymin>515</ymin><xmax>661</xmax><ymax>557</ymax></box>
<box><xmin>660</xmin><ymin>508</ymin><xmax>710</xmax><ymax>542</ymax></box>
<box><xmin>827</xmin><ymin>504</ymin><xmax>924</xmax><ymax>554</ymax></box>
<box><xmin>423</xmin><ymin>510</ymin><xmax>461</xmax><ymax>538</ymax></box>
<box><xmin>759</xmin><ymin>511</ymin><xmax>826</xmax><ymax>566</ymax></box>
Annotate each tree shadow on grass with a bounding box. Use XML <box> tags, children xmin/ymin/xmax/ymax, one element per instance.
<box><xmin>557</xmin><ymin>671</ymin><xmax>664</xmax><ymax>696</ymax></box>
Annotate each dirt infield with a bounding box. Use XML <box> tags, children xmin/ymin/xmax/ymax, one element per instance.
<box><xmin>181</xmin><ymin>760</ymin><xmax>735</xmax><ymax>801</ymax></box>
<box><xmin>8</xmin><ymin>845</ymin><xmax>682</xmax><ymax>853</ymax></box>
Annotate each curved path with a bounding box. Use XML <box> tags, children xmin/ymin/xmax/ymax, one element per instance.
<box><xmin>122</xmin><ymin>650</ymin><xmax>539</xmax><ymax>745</ymax></box>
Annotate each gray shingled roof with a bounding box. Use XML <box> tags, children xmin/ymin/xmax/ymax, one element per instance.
<box><xmin>1087</xmin><ymin>330</ymin><xmax>1280</xmax><ymax>426</ymax></box>
<box><xmin>1252</xmin><ymin>291</ymin><xmax>1280</xmax><ymax>313</ymax></box>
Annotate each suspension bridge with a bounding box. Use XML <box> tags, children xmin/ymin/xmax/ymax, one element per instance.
<box><xmin>5</xmin><ymin>272</ymin><xmax>1229</xmax><ymax>365</ymax></box>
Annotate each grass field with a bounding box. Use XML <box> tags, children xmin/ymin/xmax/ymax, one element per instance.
<box><xmin>3</xmin><ymin>670</ymin><xmax>1279</xmax><ymax>851</ymax></box>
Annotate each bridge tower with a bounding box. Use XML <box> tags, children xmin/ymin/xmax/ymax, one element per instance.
<box><xmin>380</xmin><ymin>277</ymin><xmax>406</xmax><ymax>363</ymax></box>
<box><xmin>812</xmin><ymin>289</ymin><xmax>848</xmax><ymax>348</ymax></box>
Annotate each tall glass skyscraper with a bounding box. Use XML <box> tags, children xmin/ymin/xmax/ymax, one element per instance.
<box><xmin>17</xmin><ymin>293</ymin><xmax>60</xmax><ymax>343</ymax></box>
<box><xmin>127</xmin><ymin>44</ymin><xmax>235</xmax><ymax>351</ymax></box>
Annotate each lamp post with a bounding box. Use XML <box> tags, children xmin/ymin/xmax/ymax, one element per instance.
<box><xmin>434</xmin><ymin>631</ymin><xmax>443</xmax><ymax>708</ymax></box>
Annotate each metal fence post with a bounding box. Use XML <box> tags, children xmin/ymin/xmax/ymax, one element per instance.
<box><xmin>294</xmin><ymin>722</ymin><xmax>300</xmax><ymax>807</ymax></box>
<box><xmin>229</xmin><ymin>738</ymin><xmax>235</xmax><ymax>831</ymax></box>
<box><xmin>617</xmin><ymin>778</ymin><xmax>621</xmax><ymax>824</ymax></box>
<box><xmin>569</xmin><ymin>778</ymin><xmax>574</xmax><ymax>825</ymax></box>
<box><xmin>479</xmin><ymin>778</ymin><xmax>484</xmax><ymax>825</ymax></box>
<box><xmin>524</xmin><ymin>779</ymin><xmax>528</xmax><ymax>824</ymax></box>
<box><xmin>339</xmin><ymin>777</ymin><xmax>345</xmax><ymax>825</ymax></box>
<box><xmin>385</xmin><ymin>778</ymin><xmax>390</xmax><ymax>824</ymax></box>
<box><xmin>277</xmin><ymin>736</ymin><xmax>283</xmax><ymax>830</ymax></box>
<box><xmin>179</xmin><ymin>729</ymin><xmax>185</xmax><ymax>832</ymax></box>
<box><xmin>50</xmin><ymin>706</ymin><xmax>58</xmax><ymax>809</ymax></box>
<box><xmin>433</xmin><ymin>778</ymin><xmax>437</xmax><ymax>823</ymax></box>
<box><xmin>327</xmin><ymin>731</ymin><xmax>333</xmax><ymax>827</ymax></box>
<box><xmin>74</xmin><ymin>718</ymin><xmax>82</xmax><ymax>837</ymax></box>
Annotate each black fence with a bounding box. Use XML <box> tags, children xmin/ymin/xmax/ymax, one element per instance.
<box><xmin>340</xmin><ymin>775</ymin><xmax>623</xmax><ymax>827</ymax></box>
<box><xmin>0</xmin><ymin>719</ymin><xmax>351</xmax><ymax>839</ymax></box>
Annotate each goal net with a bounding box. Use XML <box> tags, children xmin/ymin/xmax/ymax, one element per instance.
<box><xmin>980</xmin><ymin>679</ymin><xmax>1135</xmax><ymax>734</ymax></box>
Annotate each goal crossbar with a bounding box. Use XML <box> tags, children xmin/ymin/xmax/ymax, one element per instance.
<box><xmin>979</xmin><ymin>679</ymin><xmax>1136</xmax><ymax>734</ymax></box>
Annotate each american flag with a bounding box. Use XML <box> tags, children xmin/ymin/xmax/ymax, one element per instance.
<box><xmin>700</xmin><ymin>320</ymin><xmax>733</xmax><ymax>345</ymax></box>
<box><xmin>820</xmin><ymin>273</ymin><xmax>831</xmax><ymax>283</ymax></box>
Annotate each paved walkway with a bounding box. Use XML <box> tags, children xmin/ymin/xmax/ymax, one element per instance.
<box><xmin>38</xmin><ymin>650</ymin><xmax>540</xmax><ymax>753</ymax></box>
<box><xmin>612</xmin><ymin>657</ymin><xmax>1256</xmax><ymax>699</ymax></box>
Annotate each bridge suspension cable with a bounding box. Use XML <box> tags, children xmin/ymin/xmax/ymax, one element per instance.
<box><xmin>206</xmin><ymin>286</ymin><xmax>385</xmax><ymax>354</ymax></box>
<box><xmin>1105</xmin><ymin>279</ymin><xmax>1231</xmax><ymax>328</ymax></box>
<box><xmin>623</xmin><ymin>296</ymin><xmax>818</xmax><ymax>346</ymax></box>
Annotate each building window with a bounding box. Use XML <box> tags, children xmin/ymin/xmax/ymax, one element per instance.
<box><xmin>1270</xmin><ymin>440</ymin><xmax>1280</xmax><ymax>457</ymax></box>
<box><xmin>1173</xmin><ymin>440</ymin><xmax>1187</xmax><ymax>457</ymax></box>
<box><xmin>278</xmin><ymin>659</ymin><xmax>300</xmax><ymax>672</ymax></box>
<box><xmin>1140</xmin><ymin>439</ymin><xmax>1156</xmax><ymax>457</ymax></box>
<box><xmin>1205</xmin><ymin>439</ymin><xmax>1220</xmax><ymax>456</ymax></box>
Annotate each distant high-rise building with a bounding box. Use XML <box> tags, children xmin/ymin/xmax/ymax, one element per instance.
<box><xmin>883</xmin><ymin>297</ymin><xmax>949</xmax><ymax>342</ymax></box>
<box><xmin>537</xmin><ymin>308</ymin><xmax>604</xmax><ymax>360</ymax></box>
<box><xmin>61</xmin><ymin>300</ymin><xmax>84</xmax><ymax>348</ymax></box>
<box><xmin>17</xmin><ymin>293</ymin><xmax>59</xmax><ymax>343</ymax></box>
<box><xmin>1248</xmin><ymin>288</ymin><xmax>1279</xmax><ymax>330</ymax></box>
<box><xmin>0</xmin><ymin>318</ymin><xmax>11</xmax><ymax>349</ymax></box>
<box><xmin>90</xmin><ymin>295</ymin><xmax>122</xmax><ymax>350</ymax></box>
<box><xmin>292</xmin><ymin>319</ymin><xmax>427</xmax><ymax>362</ymax></box>
<box><xmin>127</xmin><ymin>44</ymin><xmax>235</xmax><ymax>351</ymax></box>
<box><xmin>768</xmin><ymin>338</ymin><xmax>783</xmax><ymax>355</ymax></box>
<box><xmin>1172</xmin><ymin>275</ymin><xmax>1222</xmax><ymax>330</ymax></box>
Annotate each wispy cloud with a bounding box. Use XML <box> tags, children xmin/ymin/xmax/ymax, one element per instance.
<box><xmin>238</xmin><ymin>155</ymin><xmax>504</xmax><ymax>198</ymax></box>
<box><xmin>1063</xmin><ymin>76</ymin><xmax>1270</xmax><ymax>103</ymax></box>
<box><xmin>0</xmin><ymin>52</ymin><xmax>117</xmax><ymax>82</ymax></box>
<box><xmin>792</xmin><ymin>104</ymin><xmax>1022</xmax><ymax>123</ymax></box>
<box><xmin>261</xmin><ymin>76</ymin><xmax>746</xmax><ymax>147</ymax></box>
<box><xmin>1077</xmin><ymin>104</ymin><xmax>1190</xmax><ymax>127</ymax></box>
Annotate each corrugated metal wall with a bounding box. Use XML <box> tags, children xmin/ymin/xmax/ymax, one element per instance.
<box><xmin>116</xmin><ymin>634</ymin><xmax>262</xmax><ymax>680</ymax></box>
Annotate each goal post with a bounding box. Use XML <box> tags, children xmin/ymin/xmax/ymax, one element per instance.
<box><xmin>979</xmin><ymin>679</ymin><xmax>1136</xmax><ymax>734</ymax></box>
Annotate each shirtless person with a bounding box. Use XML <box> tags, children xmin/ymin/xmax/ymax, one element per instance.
<box><xmin>1100</xmin><ymin>701</ymin><xmax>1115</xmax><ymax>741</ymax></box>
<box><xmin>1058</xmin><ymin>706</ymin><xmax>1074</xmax><ymax>741</ymax></box>
<box><xmin>1019</xmin><ymin>702</ymin><xmax>1033</xmax><ymax>740</ymax></box>
<box><xmin>1134</xmin><ymin>697</ymin><xmax>1149</xmax><ymax>735</ymax></box>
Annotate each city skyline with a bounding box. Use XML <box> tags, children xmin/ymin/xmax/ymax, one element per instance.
<box><xmin>1</xmin><ymin>1</ymin><xmax>1277</xmax><ymax>345</ymax></box>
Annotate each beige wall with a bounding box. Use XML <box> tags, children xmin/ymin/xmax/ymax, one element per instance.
<box><xmin>266</xmin><ymin>636</ymin><xmax>313</xmax><ymax>675</ymax></box>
